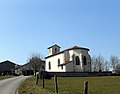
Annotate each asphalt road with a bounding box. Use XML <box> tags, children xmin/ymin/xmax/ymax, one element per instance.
<box><xmin>0</xmin><ymin>76</ymin><xmax>30</xmax><ymax>94</ymax></box>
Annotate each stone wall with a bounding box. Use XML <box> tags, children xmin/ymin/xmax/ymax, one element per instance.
<box><xmin>45</xmin><ymin>71</ymin><xmax>112</xmax><ymax>77</ymax></box>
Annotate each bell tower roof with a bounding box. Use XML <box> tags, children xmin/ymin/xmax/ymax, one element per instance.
<box><xmin>48</xmin><ymin>44</ymin><xmax>61</xmax><ymax>49</ymax></box>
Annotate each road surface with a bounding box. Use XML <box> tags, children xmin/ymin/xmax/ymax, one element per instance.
<box><xmin>0</xmin><ymin>76</ymin><xmax>30</xmax><ymax>94</ymax></box>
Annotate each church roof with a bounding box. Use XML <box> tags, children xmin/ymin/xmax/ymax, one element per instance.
<box><xmin>45</xmin><ymin>46</ymin><xmax>89</xmax><ymax>59</ymax></box>
<box><xmin>66</xmin><ymin>46</ymin><xmax>89</xmax><ymax>50</ymax></box>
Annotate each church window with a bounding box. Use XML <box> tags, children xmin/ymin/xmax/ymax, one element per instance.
<box><xmin>82</xmin><ymin>55</ymin><xmax>87</xmax><ymax>65</ymax></box>
<box><xmin>76</xmin><ymin>56</ymin><xmax>80</xmax><ymax>65</ymax></box>
<box><xmin>61</xmin><ymin>65</ymin><xmax>63</xmax><ymax>69</ymax></box>
<box><xmin>58</xmin><ymin>59</ymin><xmax>60</xmax><ymax>66</ymax></box>
<box><xmin>55</xmin><ymin>48</ymin><xmax>57</xmax><ymax>53</ymax></box>
<box><xmin>49</xmin><ymin>62</ymin><xmax>51</xmax><ymax>70</ymax></box>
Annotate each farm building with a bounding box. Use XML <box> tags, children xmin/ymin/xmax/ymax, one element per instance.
<box><xmin>0</xmin><ymin>60</ymin><xmax>16</xmax><ymax>75</ymax></box>
<box><xmin>15</xmin><ymin>63</ymin><xmax>34</xmax><ymax>75</ymax></box>
<box><xmin>15</xmin><ymin>60</ymin><xmax>45</xmax><ymax>75</ymax></box>
<box><xmin>45</xmin><ymin>44</ymin><xmax>91</xmax><ymax>72</ymax></box>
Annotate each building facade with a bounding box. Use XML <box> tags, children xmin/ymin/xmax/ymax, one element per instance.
<box><xmin>0</xmin><ymin>60</ymin><xmax>16</xmax><ymax>75</ymax></box>
<box><xmin>45</xmin><ymin>44</ymin><xmax>91</xmax><ymax>72</ymax></box>
<box><xmin>15</xmin><ymin>60</ymin><xmax>45</xmax><ymax>75</ymax></box>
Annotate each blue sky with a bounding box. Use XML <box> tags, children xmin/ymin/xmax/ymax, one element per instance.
<box><xmin>0</xmin><ymin>0</ymin><xmax>120</xmax><ymax>64</ymax></box>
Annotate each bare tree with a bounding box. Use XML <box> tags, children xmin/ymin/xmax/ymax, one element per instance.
<box><xmin>91</xmin><ymin>54</ymin><xmax>106</xmax><ymax>72</ymax></box>
<box><xmin>91</xmin><ymin>55</ymin><xmax>98</xmax><ymax>72</ymax></box>
<box><xmin>110</xmin><ymin>55</ymin><xmax>119</xmax><ymax>70</ymax></box>
<box><xmin>104</xmin><ymin>60</ymin><xmax>110</xmax><ymax>71</ymax></box>
<box><xmin>116</xmin><ymin>64</ymin><xmax>120</xmax><ymax>70</ymax></box>
<box><xmin>28</xmin><ymin>53</ymin><xmax>44</xmax><ymax>76</ymax></box>
<box><xmin>91</xmin><ymin>55</ymin><xmax>120</xmax><ymax>72</ymax></box>
<box><xmin>97</xmin><ymin>54</ymin><xmax>104</xmax><ymax>72</ymax></box>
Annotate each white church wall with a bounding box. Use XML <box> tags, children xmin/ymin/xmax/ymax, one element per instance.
<box><xmin>48</xmin><ymin>48</ymin><xmax>52</xmax><ymax>56</ymax></box>
<box><xmin>46</xmin><ymin>53</ymin><xmax>66</xmax><ymax>72</ymax></box>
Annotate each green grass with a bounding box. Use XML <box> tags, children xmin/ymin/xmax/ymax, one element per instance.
<box><xmin>18</xmin><ymin>76</ymin><xmax>120</xmax><ymax>94</ymax></box>
<box><xmin>0</xmin><ymin>76</ymin><xmax>14</xmax><ymax>80</ymax></box>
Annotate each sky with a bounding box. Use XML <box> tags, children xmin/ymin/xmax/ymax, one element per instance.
<box><xmin>0</xmin><ymin>0</ymin><xmax>120</xmax><ymax>65</ymax></box>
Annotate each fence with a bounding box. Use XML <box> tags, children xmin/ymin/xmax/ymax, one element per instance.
<box><xmin>36</xmin><ymin>71</ymin><xmax>113</xmax><ymax>93</ymax></box>
<box><xmin>36</xmin><ymin>74</ymin><xmax>89</xmax><ymax>94</ymax></box>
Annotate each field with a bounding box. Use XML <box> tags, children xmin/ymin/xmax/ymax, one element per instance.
<box><xmin>18</xmin><ymin>76</ymin><xmax>120</xmax><ymax>94</ymax></box>
<box><xmin>0</xmin><ymin>76</ymin><xmax>14</xmax><ymax>80</ymax></box>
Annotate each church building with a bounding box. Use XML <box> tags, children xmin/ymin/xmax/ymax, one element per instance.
<box><xmin>45</xmin><ymin>44</ymin><xmax>91</xmax><ymax>72</ymax></box>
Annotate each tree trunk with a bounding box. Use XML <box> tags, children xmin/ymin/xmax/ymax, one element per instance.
<box><xmin>35</xmin><ymin>70</ymin><xmax>36</xmax><ymax>77</ymax></box>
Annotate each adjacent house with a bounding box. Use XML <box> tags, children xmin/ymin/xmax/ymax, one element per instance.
<box><xmin>0</xmin><ymin>60</ymin><xmax>16</xmax><ymax>75</ymax></box>
<box><xmin>15</xmin><ymin>63</ymin><xmax>34</xmax><ymax>75</ymax></box>
<box><xmin>15</xmin><ymin>60</ymin><xmax>45</xmax><ymax>75</ymax></box>
<box><xmin>45</xmin><ymin>44</ymin><xmax>91</xmax><ymax>72</ymax></box>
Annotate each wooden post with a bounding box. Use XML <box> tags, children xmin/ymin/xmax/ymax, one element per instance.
<box><xmin>54</xmin><ymin>75</ymin><xmax>58</xmax><ymax>94</ymax></box>
<box><xmin>42</xmin><ymin>74</ymin><xmax>45</xmax><ymax>88</ymax></box>
<box><xmin>84</xmin><ymin>81</ymin><xmax>88</xmax><ymax>94</ymax></box>
<box><xmin>36</xmin><ymin>74</ymin><xmax>39</xmax><ymax>85</ymax></box>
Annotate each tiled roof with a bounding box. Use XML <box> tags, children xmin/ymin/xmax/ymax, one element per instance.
<box><xmin>69</xmin><ymin>46</ymin><xmax>81</xmax><ymax>49</ymax></box>
<box><xmin>45</xmin><ymin>46</ymin><xmax>89</xmax><ymax>59</ymax></box>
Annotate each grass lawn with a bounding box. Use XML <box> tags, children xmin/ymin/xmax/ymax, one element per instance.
<box><xmin>18</xmin><ymin>76</ymin><xmax>120</xmax><ymax>94</ymax></box>
<box><xmin>0</xmin><ymin>76</ymin><xmax>14</xmax><ymax>80</ymax></box>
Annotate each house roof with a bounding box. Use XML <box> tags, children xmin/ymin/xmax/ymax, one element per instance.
<box><xmin>15</xmin><ymin>60</ymin><xmax>45</xmax><ymax>69</ymax></box>
<box><xmin>45</xmin><ymin>46</ymin><xmax>89</xmax><ymax>59</ymax></box>
<box><xmin>0</xmin><ymin>60</ymin><xmax>16</xmax><ymax>65</ymax></box>
<box><xmin>48</xmin><ymin>44</ymin><xmax>61</xmax><ymax>49</ymax></box>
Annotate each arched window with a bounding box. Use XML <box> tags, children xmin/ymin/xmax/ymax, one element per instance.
<box><xmin>83</xmin><ymin>56</ymin><xmax>87</xmax><ymax>65</ymax></box>
<box><xmin>58</xmin><ymin>59</ymin><xmax>60</xmax><ymax>66</ymax></box>
<box><xmin>55</xmin><ymin>48</ymin><xmax>57</xmax><ymax>53</ymax></box>
<box><xmin>61</xmin><ymin>65</ymin><xmax>63</xmax><ymax>69</ymax></box>
<box><xmin>76</xmin><ymin>56</ymin><xmax>80</xmax><ymax>65</ymax></box>
<box><xmin>49</xmin><ymin>62</ymin><xmax>51</xmax><ymax>70</ymax></box>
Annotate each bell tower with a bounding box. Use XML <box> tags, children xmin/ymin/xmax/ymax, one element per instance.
<box><xmin>48</xmin><ymin>44</ymin><xmax>61</xmax><ymax>56</ymax></box>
